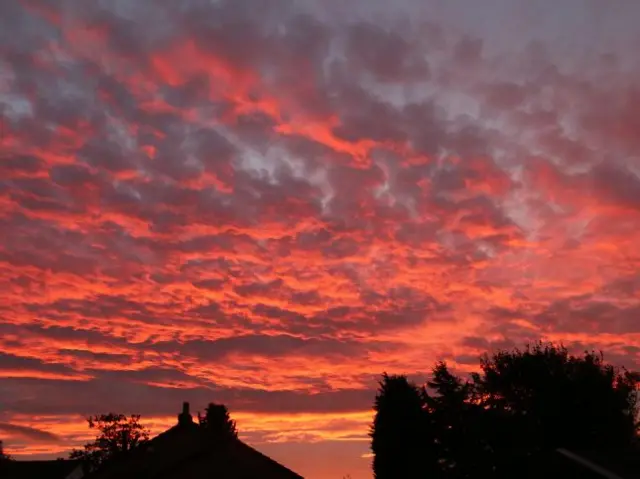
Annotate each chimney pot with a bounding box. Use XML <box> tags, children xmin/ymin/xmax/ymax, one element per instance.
<box><xmin>178</xmin><ymin>401</ymin><xmax>193</xmax><ymax>426</ymax></box>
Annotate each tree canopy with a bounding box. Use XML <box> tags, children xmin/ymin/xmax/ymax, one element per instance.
<box><xmin>69</xmin><ymin>413</ymin><xmax>150</xmax><ymax>472</ymax></box>
<box><xmin>198</xmin><ymin>403</ymin><xmax>238</xmax><ymax>441</ymax></box>
<box><xmin>370</xmin><ymin>373</ymin><xmax>438</xmax><ymax>478</ymax></box>
<box><xmin>370</xmin><ymin>342</ymin><xmax>639</xmax><ymax>478</ymax></box>
<box><xmin>474</xmin><ymin>343</ymin><xmax>638</xmax><ymax>452</ymax></box>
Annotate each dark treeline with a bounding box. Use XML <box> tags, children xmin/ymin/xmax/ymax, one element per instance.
<box><xmin>370</xmin><ymin>342</ymin><xmax>639</xmax><ymax>478</ymax></box>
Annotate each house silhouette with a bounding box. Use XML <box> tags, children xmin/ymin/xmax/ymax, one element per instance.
<box><xmin>2</xmin><ymin>458</ymin><xmax>80</xmax><ymax>479</ymax></box>
<box><xmin>83</xmin><ymin>402</ymin><xmax>303</xmax><ymax>479</ymax></box>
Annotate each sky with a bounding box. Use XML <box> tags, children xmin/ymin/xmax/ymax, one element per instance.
<box><xmin>1</xmin><ymin>0</ymin><xmax>640</xmax><ymax>477</ymax></box>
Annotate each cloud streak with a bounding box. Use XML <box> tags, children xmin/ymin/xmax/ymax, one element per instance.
<box><xmin>0</xmin><ymin>423</ymin><xmax>62</xmax><ymax>443</ymax></box>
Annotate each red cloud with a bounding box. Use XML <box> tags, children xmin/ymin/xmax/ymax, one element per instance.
<box><xmin>2</xmin><ymin>1</ymin><xmax>640</xmax><ymax>478</ymax></box>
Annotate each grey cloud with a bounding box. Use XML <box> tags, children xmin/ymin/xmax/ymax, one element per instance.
<box><xmin>452</xmin><ymin>354</ymin><xmax>480</xmax><ymax>366</ymax></box>
<box><xmin>0</xmin><ymin>155</ymin><xmax>45</xmax><ymax>175</ymax></box>
<box><xmin>482</xmin><ymin>81</ymin><xmax>527</xmax><ymax>110</ymax></box>
<box><xmin>453</xmin><ymin>36</ymin><xmax>483</xmax><ymax>64</ymax></box>
<box><xmin>460</xmin><ymin>336</ymin><xmax>517</xmax><ymax>353</ymax></box>
<box><xmin>79</xmin><ymin>139</ymin><xmax>138</xmax><ymax>173</ymax></box>
<box><xmin>534</xmin><ymin>299</ymin><xmax>640</xmax><ymax>335</ymax></box>
<box><xmin>345</xmin><ymin>22</ymin><xmax>429</xmax><ymax>81</ymax></box>
<box><xmin>49</xmin><ymin>164</ymin><xmax>96</xmax><ymax>187</ymax></box>
<box><xmin>234</xmin><ymin>279</ymin><xmax>284</xmax><ymax>298</ymax></box>
<box><xmin>589</xmin><ymin>162</ymin><xmax>640</xmax><ymax>209</ymax></box>
<box><xmin>149</xmin><ymin>334</ymin><xmax>382</xmax><ymax>363</ymax></box>
<box><xmin>0</xmin><ymin>352</ymin><xmax>85</xmax><ymax>379</ymax></box>
<box><xmin>331</xmin><ymin>86</ymin><xmax>407</xmax><ymax>143</ymax></box>
<box><xmin>94</xmin><ymin>367</ymin><xmax>208</xmax><ymax>387</ymax></box>
<box><xmin>0</xmin><ymin>423</ymin><xmax>62</xmax><ymax>443</ymax></box>
<box><xmin>0</xmin><ymin>376</ymin><xmax>375</xmax><ymax>416</ymax></box>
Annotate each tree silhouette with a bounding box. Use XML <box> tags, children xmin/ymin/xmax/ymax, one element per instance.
<box><xmin>370</xmin><ymin>373</ymin><xmax>437</xmax><ymax>478</ymax></box>
<box><xmin>474</xmin><ymin>342</ymin><xmax>638</xmax><ymax>452</ymax></box>
<box><xmin>424</xmin><ymin>361</ymin><xmax>492</xmax><ymax>478</ymax></box>
<box><xmin>0</xmin><ymin>440</ymin><xmax>11</xmax><ymax>477</ymax></box>
<box><xmin>370</xmin><ymin>342</ymin><xmax>640</xmax><ymax>478</ymax></box>
<box><xmin>198</xmin><ymin>403</ymin><xmax>238</xmax><ymax>441</ymax></box>
<box><xmin>0</xmin><ymin>440</ymin><xmax>11</xmax><ymax>461</ymax></box>
<box><xmin>69</xmin><ymin>413</ymin><xmax>150</xmax><ymax>472</ymax></box>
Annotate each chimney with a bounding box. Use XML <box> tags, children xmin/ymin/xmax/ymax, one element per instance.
<box><xmin>178</xmin><ymin>401</ymin><xmax>193</xmax><ymax>426</ymax></box>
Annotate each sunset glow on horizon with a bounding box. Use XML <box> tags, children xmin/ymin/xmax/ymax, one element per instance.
<box><xmin>2</xmin><ymin>1</ymin><xmax>640</xmax><ymax>477</ymax></box>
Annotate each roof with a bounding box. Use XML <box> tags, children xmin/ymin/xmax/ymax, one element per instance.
<box><xmin>1</xmin><ymin>459</ymin><xmax>81</xmax><ymax>479</ymax></box>
<box><xmin>87</xmin><ymin>421</ymin><xmax>303</xmax><ymax>479</ymax></box>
